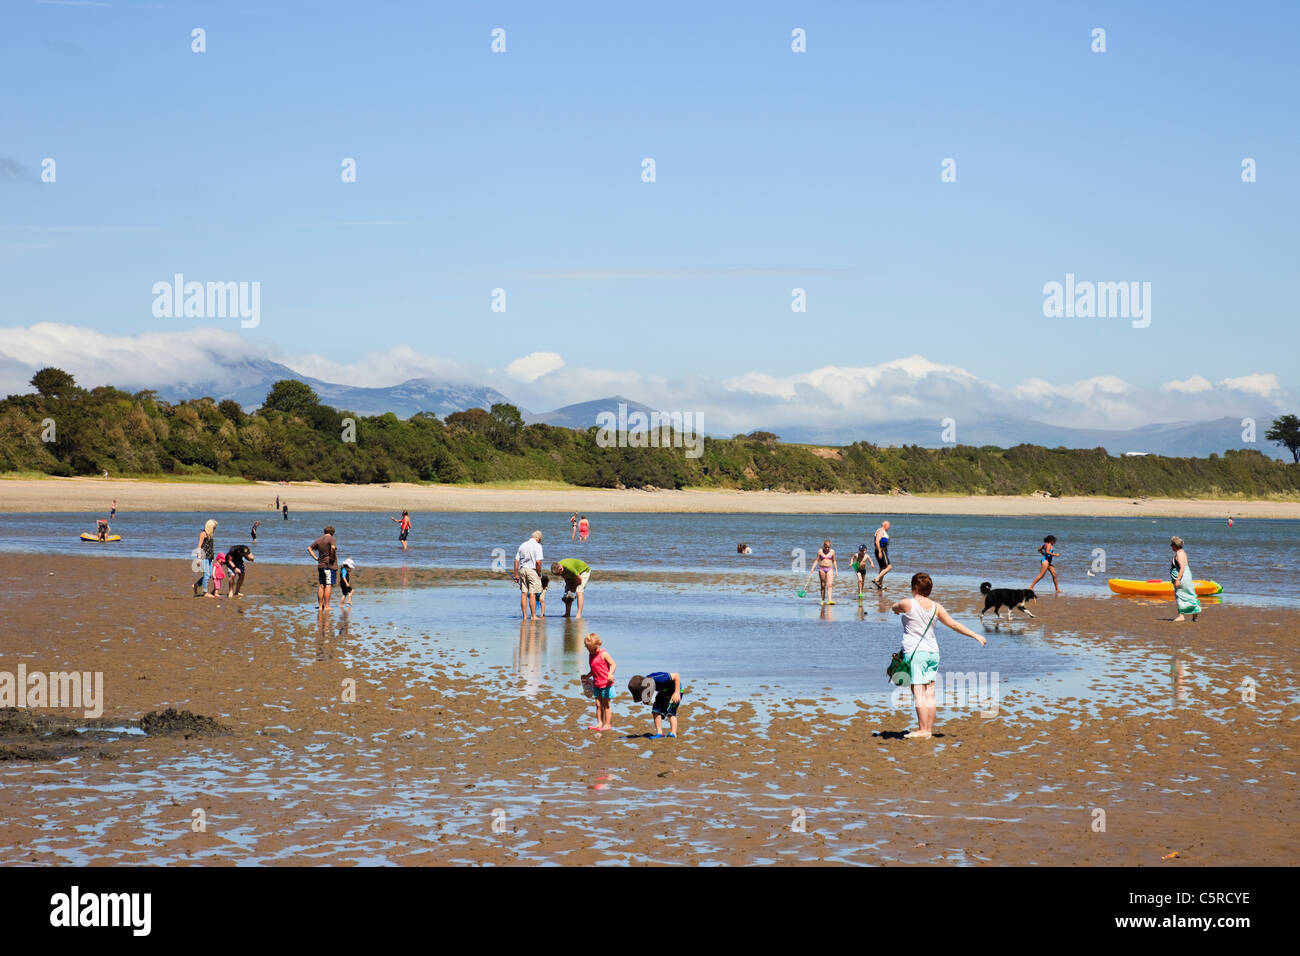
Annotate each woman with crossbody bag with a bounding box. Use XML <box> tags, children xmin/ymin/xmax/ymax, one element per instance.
<box><xmin>890</xmin><ymin>572</ymin><xmax>987</xmax><ymax>739</ymax></box>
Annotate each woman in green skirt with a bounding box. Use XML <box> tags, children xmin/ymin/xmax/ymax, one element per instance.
<box><xmin>1170</xmin><ymin>536</ymin><xmax>1201</xmax><ymax>623</ymax></box>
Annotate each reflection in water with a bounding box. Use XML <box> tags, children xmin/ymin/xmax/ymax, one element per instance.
<box><xmin>316</xmin><ymin>609</ymin><xmax>339</xmax><ymax>662</ymax></box>
<box><xmin>1171</xmin><ymin>650</ymin><xmax>1189</xmax><ymax>704</ymax></box>
<box><xmin>515</xmin><ymin>620</ymin><xmax>544</xmax><ymax>698</ymax></box>
<box><xmin>562</xmin><ymin>618</ymin><xmax>584</xmax><ymax>657</ymax></box>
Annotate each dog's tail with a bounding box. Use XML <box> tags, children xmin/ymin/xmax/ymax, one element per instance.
<box><xmin>979</xmin><ymin>581</ymin><xmax>992</xmax><ymax>594</ymax></box>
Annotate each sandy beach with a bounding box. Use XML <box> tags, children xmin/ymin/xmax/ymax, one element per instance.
<box><xmin>1</xmin><ymin>553</ymin><xmax>1295</xmax><ymax>865</ymax></box>
<box><xmin>3</xmin><ymin>475</ymin><xmax>1299</xmax><ymax>518</ymax></box>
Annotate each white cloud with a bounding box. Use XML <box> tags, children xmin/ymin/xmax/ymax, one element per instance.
<box><xmin>0</xmin><ymin>324</ymin><xmax>1289</xmax><ymax>440</ymax></box>
<box><xmin>1217</xmin><ymin>373</ymin><xmax>1279</xmax><ymax>398</ymax></box>
<box><xmin>1162</xmin><ymin>375</ymin><xmax>1213</xmax><ymax>393</ymax></box>
<box><xmin>287</xmin><ymin>344</ymin><xmax>469</xmax><ymax>388</ymax></box>
<box><xmin>505</xmin><ymin>351</ymin><xmax>565</xmax><ymax>383</ymax></box>
<box><xmin>1013</xmin><ymin>375</ymin><xmax>1134</xmax><ymax>403</ymax></box>
<box><xmin>723</xmin><ymin>355</ymin><xmax>979</xmax><ymax>406</ymax></box>
<box><xmin>0</xmin><ymin>323</ymin><xmax>470</xmax><ymax>395</ymax></box>
<box><xmin>0</xmin><ymin>323</ymin><xmax>260</xmax><ymax>394</ymax></box>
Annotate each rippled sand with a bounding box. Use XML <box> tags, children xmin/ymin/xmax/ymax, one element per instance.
<box><xmin>1</xmin><ymin>555</ymin><xmax>1295</xmax><ymax>865</ymax></box>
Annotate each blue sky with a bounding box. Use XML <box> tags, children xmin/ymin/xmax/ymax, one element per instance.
<box><xmin>1</xmin><ymin>0</ymin><xmax>1296</xmax><ymax>431</ymax></box>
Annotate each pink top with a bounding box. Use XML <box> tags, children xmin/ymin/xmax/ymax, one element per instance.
<box><xmin>589</xmin><ymin>649</ymin><xmax>612</xmax><ymax>687</ymax></box>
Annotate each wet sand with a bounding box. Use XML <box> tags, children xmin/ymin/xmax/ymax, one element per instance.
<box><xmin>1</xmin><ymin>553</ymin><xmax>1295</xmax><ymax>865</ymax></box>
<box><xmin>3</xmin><ymin>475</ymin><xmax>1299</xmax><ymax>518</ymax></box>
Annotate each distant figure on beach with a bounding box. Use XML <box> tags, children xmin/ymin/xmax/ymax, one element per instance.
<box><xmin>308</xmin><ymin>525</ymin><xmax>339</xmax><ymax>612</ymax></box>
<box><xmin>1030</xmin><ymin>535</ymin><xmax>1060</xmax><ymax>593</ymax></box>
<box><xmin>513</xmin><ymin>531</ymin><xmax>545</xmax><ymax>620</ymax></box>
<box><xmin>852</xmin><ymin>543</ymin><xmax>874</xmax><ymax>599</ymax></box>
<box><xmin>338</xmin><ymin>558</ymin><xmax>355</xmax><ymax>609</ymax></box>
<box><xmin>1170</xmin><ymin>536</ymin><xmax>1200</xmax><ymax>623</ymax></box>
<box><xmin>571</xmin><ymin>513</ymin><xmax>579</xmax><ymax>541</ymax></box>
<box><xmin>109</xmin><ymin>499</ymin><xmax>116</xmax><ymax>519</ymax></box>
<box><xmin>276</xmin><ymin>495</ymin><xmax>280</xmax><ymax>510</ymax></box>
<box><xmin>816</xmin><ymin>540</ymin><xmax>838</xmax><ymax>605</ymax></box>
<box><xmin>890</xmin><ymin>572</ymin><xmax>987</xmax><ymax>739</ymax></box>
<box><xmin>551</xmin><ymin>558</ymin><xmax>592</xmax><ymax>618</ymax></box>
<box><xmin>871</xmin><ymin>521</ymin><xmax>893</xmax><ymax>589</ymax></box>
<box><xmin>250</xmin><ymin>520</ymin><xmax>260</xmax><ymax>542</ymax></box>
<box><xmin>578</xmin><ymin>516</ymin><xmax>589</xmax><ymax>541</ymax></box>
<box><xmin>737</xmin><ymin>542</ymin><xmax>752</xmax><ymax>554</ymax></box>
<box><xmin>223</xmin><ymin>544</ymin><xmax>254</xmax><ymax>599</ymax></box>
<box><xmin>193</xmin><ymin>519</ymin><xmax>217</xmax><ymax>597</ymax></box>
<box><xmin>282</xmin><ymin>503</ymin><xmax>289</xmax><ymax>521</ymax></box>
<box><xmin>627</xmin><ymin>672</ymin><xmax>684</xmax><ymax>739</ymax></box>
<box><xmin>583</xmin><ymin>633</ymin><xmax>616</xmax><ymax>731</ymax></box>
<box><xmin>390</xmin><ymin>510</ymin><xmax>411</xmax><ymax>550</ymax></box>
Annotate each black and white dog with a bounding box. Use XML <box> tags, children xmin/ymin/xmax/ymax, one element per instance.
<box><xmin>979</xmin><ymin>581</ymin><xmax>1036</xmax><ymax>620</ymax></box>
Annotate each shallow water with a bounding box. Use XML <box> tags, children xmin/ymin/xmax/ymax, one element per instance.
<box><xmin>3</xmin><ymin>510</ymin><xmax>1296</xmax><ymax>605</ymax></box>
<box><xmin>321</xmin><ymin>579</ymin><xmax>1068</xmax><ymax>717</ymax></box>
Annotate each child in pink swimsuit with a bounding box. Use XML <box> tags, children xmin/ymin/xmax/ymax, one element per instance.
<box><xmin>212</xmin><ymin>553</ymin><xmax>227</xmax><ymax>597</ymax></box>
<box><xmin>583</xmin><ymin>633</ymin><xmax>616</xmax><ymax>730</ymax></box>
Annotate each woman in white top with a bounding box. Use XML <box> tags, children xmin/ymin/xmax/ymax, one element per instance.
<box><xmin>891</xmin><ymin>572</ymin><xmax>986</xmax><ymax>739</ymax></box>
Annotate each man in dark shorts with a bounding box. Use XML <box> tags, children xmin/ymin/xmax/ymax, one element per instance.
<box><xmin>223</xmin><ymin>544</ymin><xmax>254</xmax><ymax>598</ymax></box>
<box><xmin>307</xmin><ymin>525</ymin><xmax>339</xmax><ymax>611</ymax></box>
<box><xmin>283</xmin><ymin>503</ymin><xmax>289</xmax><ymax>521</ymax></box>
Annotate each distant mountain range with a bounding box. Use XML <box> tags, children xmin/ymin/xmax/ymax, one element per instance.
<box><xmin>772</xmin><ymin>415</ymin><xmax>1284</xmax><ymax>460</ymax></box>
<box><xmin>133</xmin><ymin>357</ymin><xmax>513</xmax><ymax>419</ymax></box>
<box><xmin>134</xmin><ymin>363</ymin><xmax>1286</xmax><ymax>461</ymax></box>
<box><xmin>523</xmin><ymin>396</ymin><xmax>663</xmax><ymax>430</ymax></box>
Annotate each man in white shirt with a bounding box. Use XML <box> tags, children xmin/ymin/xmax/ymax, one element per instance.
<box><xmin>513</xmin><ymin>530</ymin><xmax>545</xmax><ymax>620</ymax></box>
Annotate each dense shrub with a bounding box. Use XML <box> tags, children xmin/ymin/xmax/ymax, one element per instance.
<box><xmin>2</xmin><ymin>369</ymin><xmax>1297</xmax><ymax>498</ymax></box>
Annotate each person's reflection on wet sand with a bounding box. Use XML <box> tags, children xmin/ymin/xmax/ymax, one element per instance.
<box><xmin>1172</xmin><ymin>650</ymin><xmax>1189</xmax><ymax>704</ymax></box>
<box><xmin>562</xmin><ymin>617</ymin><xmax>584</xmax><ymax>653</ymax></box>
<box><xmin>515</xmin><ymin>619</ymin><xmax>544</xmax><ymax>698</ymax></box>
<box><xmin>315</xmin><ymin>607</ymin><xmax>337</xmax><ymax>661</ymax></box>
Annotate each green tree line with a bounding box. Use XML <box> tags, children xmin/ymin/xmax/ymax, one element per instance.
<box><xmin>3</xmin><ymin>369</ymin><xmax>1297</xmax><ymax>499</ymax></box>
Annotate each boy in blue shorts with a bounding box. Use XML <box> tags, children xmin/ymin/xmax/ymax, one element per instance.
<box><xmin>627</xmin><ymin>672</ymin><xmax>684</xmax><ymax>738</ymax></box>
